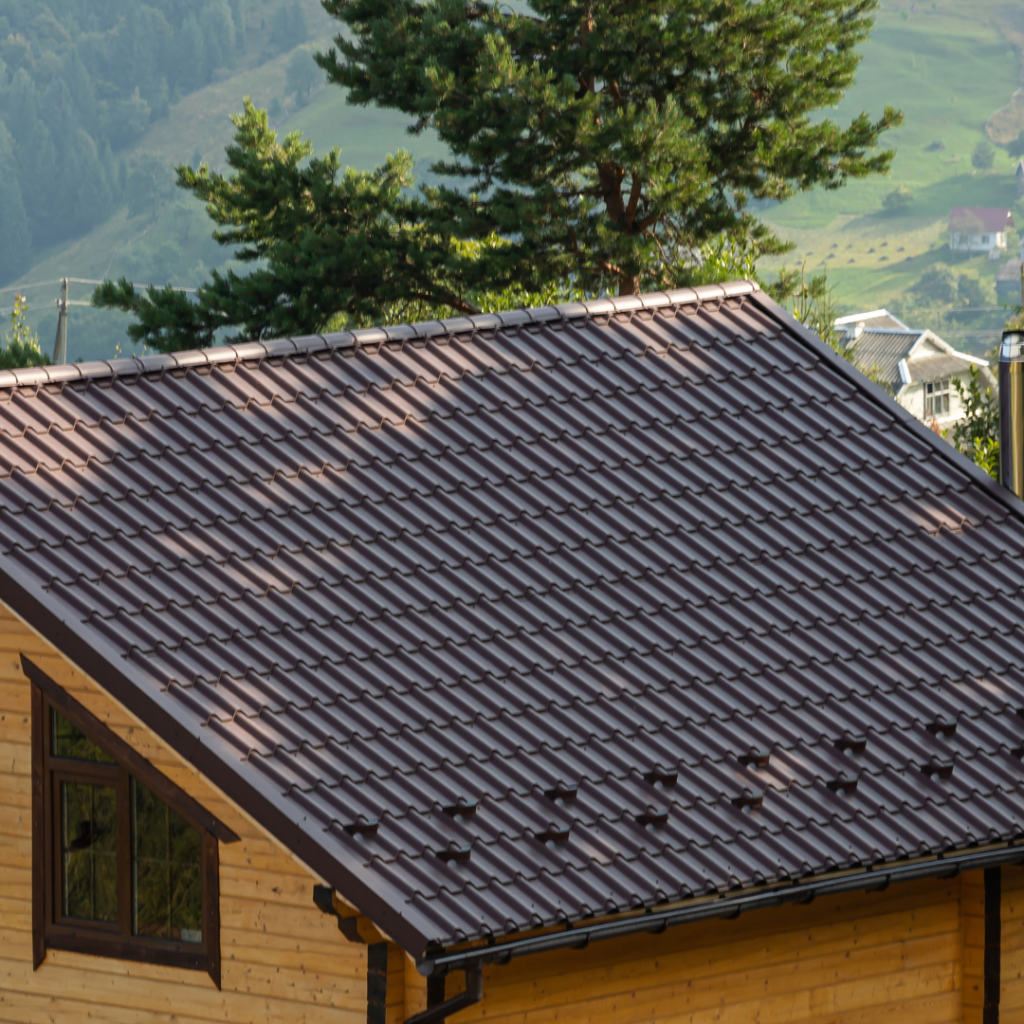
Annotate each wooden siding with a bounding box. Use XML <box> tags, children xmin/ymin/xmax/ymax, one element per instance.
<box><xmin>1002</xmin><ymin>865</ymin><xmax>1024</xmax><ymax>1023</ymax></box>
<box><xmin>0</xmin><ymin>604</ymin><xmax>366</xmax><ymax>1024</ymax></box>
<box><xmin>444</xmin><ymin>874</ymin><xmax>978</xmax><ymax>1024</ymax></box>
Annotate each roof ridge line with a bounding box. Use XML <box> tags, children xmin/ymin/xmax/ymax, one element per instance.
<box><xmin>0</xmin><ymin>281</ymin><xmax>760</xmax><ymax>392</ymax></box>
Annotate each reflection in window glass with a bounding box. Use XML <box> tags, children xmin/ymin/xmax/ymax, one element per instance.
<box><xmin>52</xmin><ymin>710</ymin><xmax>115</xmax><ymax>763</ymax></box>
<box><xmin>61</xmin><ymin>782</ymin><xmax>118</xmax><ymax>922</ymax></box>
<box><xmin>132</xmin><ymin>779</ymin><xmax>202</xmax><ymax>944</ymax></box>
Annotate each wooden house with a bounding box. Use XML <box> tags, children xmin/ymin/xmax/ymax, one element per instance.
<box><xmin>2</xmin><ymin>281</ymin><xmax>1024</xmax><ymax>1024</ymax></box>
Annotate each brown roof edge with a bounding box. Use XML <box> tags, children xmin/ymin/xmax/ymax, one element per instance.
<box><xmin>0</xmin><ymin>281</ymin><xmax>760</xmax><ymax>391</ymax></box>
<box><xmin>0</xmin><ymin>555</ymin><xmax>437</xmax><ymax>956</ymax></box>
<box><xmin>747</xmin><ymin>290</ymin><xmax>1024</xmax><ymax>526</ymax></box>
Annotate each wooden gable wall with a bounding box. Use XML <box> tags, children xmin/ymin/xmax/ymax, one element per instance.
<box><xmin>0</xmin><ymin>603</ymin><xmax>369</xmax><ymax>1024</ymax></box>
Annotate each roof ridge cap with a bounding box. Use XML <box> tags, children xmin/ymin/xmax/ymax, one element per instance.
<box><xmin>0</xmin><ymin>281</ymin><xmax>760</xmax><ymax>392</ymax></box>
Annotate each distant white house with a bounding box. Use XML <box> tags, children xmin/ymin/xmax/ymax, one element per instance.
<box><xmin>948</xmin><ymin>207</ymin><xmax>1014</xmax><ymax>255</ymax></box>
<box><xmin>834</xmin><ymin>310</ymin><xmax>995</xmax><ymax>430</ymax></box>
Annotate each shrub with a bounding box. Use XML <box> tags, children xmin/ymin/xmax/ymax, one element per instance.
<box><xmin>972</xmin><ymin>140</ymin><xmax>995</xmax><ymax>170</ymax></box>
<box><xmin>910</xmin><ymin>265</ymin><xmax>957</xmax><ymax>303</ymax></box>
<box><xmin>882</xmin><ymin>185</ymin><xmax>913</xmax><ymax>214</ymax></box>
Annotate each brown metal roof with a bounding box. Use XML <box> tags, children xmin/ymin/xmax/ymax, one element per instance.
<box><xmin>2</xmin><ymin>281</ymin><xmax>1024</xmax><ymax>957</ymax></box>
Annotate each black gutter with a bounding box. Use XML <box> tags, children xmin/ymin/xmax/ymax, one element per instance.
<box><xmin>419</xmin><ymin>842</ymin><xmax>1024</xmax><ymax>976</ymax></box>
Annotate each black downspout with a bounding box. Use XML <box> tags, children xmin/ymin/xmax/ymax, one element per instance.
<box><xmin>405</xmin><ymin>968</ymin><xmax>483</xmax><ymax>1024</ymax></box>
<box><xmin>985</xmin><ymin>867</ymin><xmax>1001</xmax><ymax>1024</ymax></box>
<box><xmin>427</xmin><ymin>974</ymin><xmax>446</xmax><ymax>1015</ymax></box>
<box><xmin>367</xmin><ymin>943</ymin><xmax>389</xmax><ymax>1024</ymax></box>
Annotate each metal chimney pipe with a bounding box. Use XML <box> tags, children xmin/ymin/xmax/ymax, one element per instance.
<box><xmin>1000</xmin><ymin>330</ymin><xmax>1024</xmax><ymax>497</ymax></box>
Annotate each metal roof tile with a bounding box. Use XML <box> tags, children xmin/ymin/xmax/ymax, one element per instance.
<box><xmin>4</xmin><ymin>284</ymin><xmax>1024</xmax><ymax>953</ymax></box>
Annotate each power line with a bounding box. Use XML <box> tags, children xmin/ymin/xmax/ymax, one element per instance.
<box><xmin>1</xmin><ymin>276</ymin><xmax>199</xmax><ymax>364</ymax></box>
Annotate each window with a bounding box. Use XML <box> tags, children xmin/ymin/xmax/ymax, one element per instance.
<box><xmin>29</xmin><ymin>669</ymin><xmax>229</xmax><ymax>985</ymax></box>
<box><xmin>925</xmin><ymin>378</ymin><xmax>951</xmax><ymax>417</ymax></box>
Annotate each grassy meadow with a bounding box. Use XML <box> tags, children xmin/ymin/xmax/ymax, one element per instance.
<box><xmin>760</xmin><ymin>0</ymin><xmax>1023</xmax><ymax>353</ymax></box>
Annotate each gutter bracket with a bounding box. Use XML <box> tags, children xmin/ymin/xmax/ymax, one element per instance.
<box><xmin>404</xmin><ymin>968</ymin><xmax>483</xmax><ymax>1024</ymax></box>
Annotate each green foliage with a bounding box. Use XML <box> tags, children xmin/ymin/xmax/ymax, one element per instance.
<box><xmin>1008</xmin><ymin>131</ymin><xmax>1024</xmax><ymax>159</ymax></box>
<box><xmin>684</xmin><ymin>237</ymin><xmax>759</xmax><ymax>289</ymax></box>
<box><xmin>972</xmin><ymin>139</ymin><xmax>995</xmax><ymax>170</ymax></box>
<box><xmin>319</xmin><ymin>0</ymin><xmax>900</xmax><ymax>298</ymax></box>
<box><xmin>911</xmin><ymin>265</ymin><xmax>958</xmax><ymax>304</ymax></box>
<box><xmin>0</xmin><ymin>295</ymin><xmax>50</xmax><ymax>371</ymax></box>
<box><xmin>768</xmin><ymin>265</ymin><xmax>843</xmax><ymax>354</ymax></box>
<box><xmin>909</xmin><ymin>265</ymin><xmax>990</xmax><ymax>308</ymax></box>
<box><xmin>947</xmin><ymin>365</ymin><xmax>999</xmax><ymax>480</ymax></box>
<box><xmin>125</xmin><ymin>155</ymin><xmax>176</xmax><ymax>221</ymax></box>
<box><xmin>882</xmin><ymin>185</ymin><xmax>913</xmax><ymax>214</ymax></box>
<box><xmin>957</xmin><ymin>274</ymin><xmax>987</xmax><ymax>307</ymax></box>
<box><xmin>285</xmin><ymin>49</ymin><xmax>321</xmax><ymax>106</ymax></box>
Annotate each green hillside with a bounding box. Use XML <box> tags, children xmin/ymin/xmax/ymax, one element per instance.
<box><xmin>759</xmin><ymin>0</ymin><xmax>1023</xmax><ymax>354</ymax></box>
<box><xmin>1</xmin><ymin>0</ymin><xmax>443</xmax><ymax>363</ymax></box>
<box><xmin>5</xmin><ymin>0</ymin><xmax>1023</xmax><ymax>361</ymax></box>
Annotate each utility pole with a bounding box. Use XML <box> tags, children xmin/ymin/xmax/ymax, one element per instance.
<box><xmin>52</xmin><ymin>278</ymin><xmax>68</xmax><ymax>365</ymax></box>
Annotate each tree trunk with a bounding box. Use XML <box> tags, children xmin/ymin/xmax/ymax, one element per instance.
<box><xmin>618</xmin><ymin>274</ymin><xmax>641</xmax><ymax>296</ymax></box>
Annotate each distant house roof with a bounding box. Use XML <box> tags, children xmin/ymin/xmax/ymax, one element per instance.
<box><xmin>1</xmin><ymin>282</ymin><xmax>1024</xmax><ymax>958</ymax></box>
<box><xmin>1016</xmin><ymin>160</ymin><xmax>1024</xmax><ymax>179</ymax></box>
<box><xmin>844</xmin><ymin>324</ymin><xmax>990</xmax><ymax>390</ymax></box>
<box><xmin>948</xmin><ymin>207</ymin><xmax>1015</xmax><ymax>233</ymax></box>
<box><xmin>903</xmin><ymin>352</ymin><xmax>981</xmax><ymax>384</ymax></box>
<box><xmin>834</xmin><ymin>309</ymin><xmax>910</xmax><ymax>333</ymax></box>
<box><xmin>846</xmin><ymin>328</ymin><xmax>926</xmax><ymax>385</ymax></box>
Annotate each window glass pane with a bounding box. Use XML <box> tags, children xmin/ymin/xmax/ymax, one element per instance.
<box><xmin>61</xmin><ymin>782</ymin><xmax>118</xmax><ymax>922</ymax></box>
<box><xmin>132</xmin><ymin>779</ymin><xmax>202</xmax><ymax>944</ymax></box>
<box><xmin>52</xmin><ymin>709</ymin><xmax>115</xmax><ymax>763</ymax></box>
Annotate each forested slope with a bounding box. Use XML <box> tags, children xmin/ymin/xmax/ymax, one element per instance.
<box><xmin>0</xmin><ymin>0</ymin><xmax>311</xmax><ymax>283</ymax></box>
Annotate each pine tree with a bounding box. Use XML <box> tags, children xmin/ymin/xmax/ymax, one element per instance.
<box><xmin>229</xmin><ymin>0</ymin><xmax>248</xmax><ymax>50</ymax></box>
<box><xmin>97</xmin><ymin>0</ymin><xmax>900</xmax><ymax>348</ymax></box>
<box><xmin>94</xmin><ymin>101</ymin><xmax>471</xmax><ymax>348</ymax></box>
<box><xmin>18</xmin><ymin>120</ymin><xmax>58</xmax><ymax>245</ymax></box>
<box><xmin>66</xmin><ymin>128</ymin><xmax>114</xmax><ymax>234</ymax></box>
<box><xmin>177</xmin><ymin>15</ymin><xmax>208</xmax><ymax>91</ymax></box>
<box><xmin>320</xmin><ymin>0</ymin><xmax>901</xmax><ymax>296</ymax></box>
<box><xmin>201</xmin><ymin>1</ymin><xmax>237</xmax><ymax>74</ymax></box>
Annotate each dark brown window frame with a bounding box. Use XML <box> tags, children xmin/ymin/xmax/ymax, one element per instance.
<box><xmin>26</xmin><ymin>657</ymin><xmax>239</xmax><ymax>987</ymax></box>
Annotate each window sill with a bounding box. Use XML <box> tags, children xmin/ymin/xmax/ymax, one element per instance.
<box><xmin>44</xmin><ymin>926</ymin><xmax>212</xmax><ymax>974</ymax></box>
